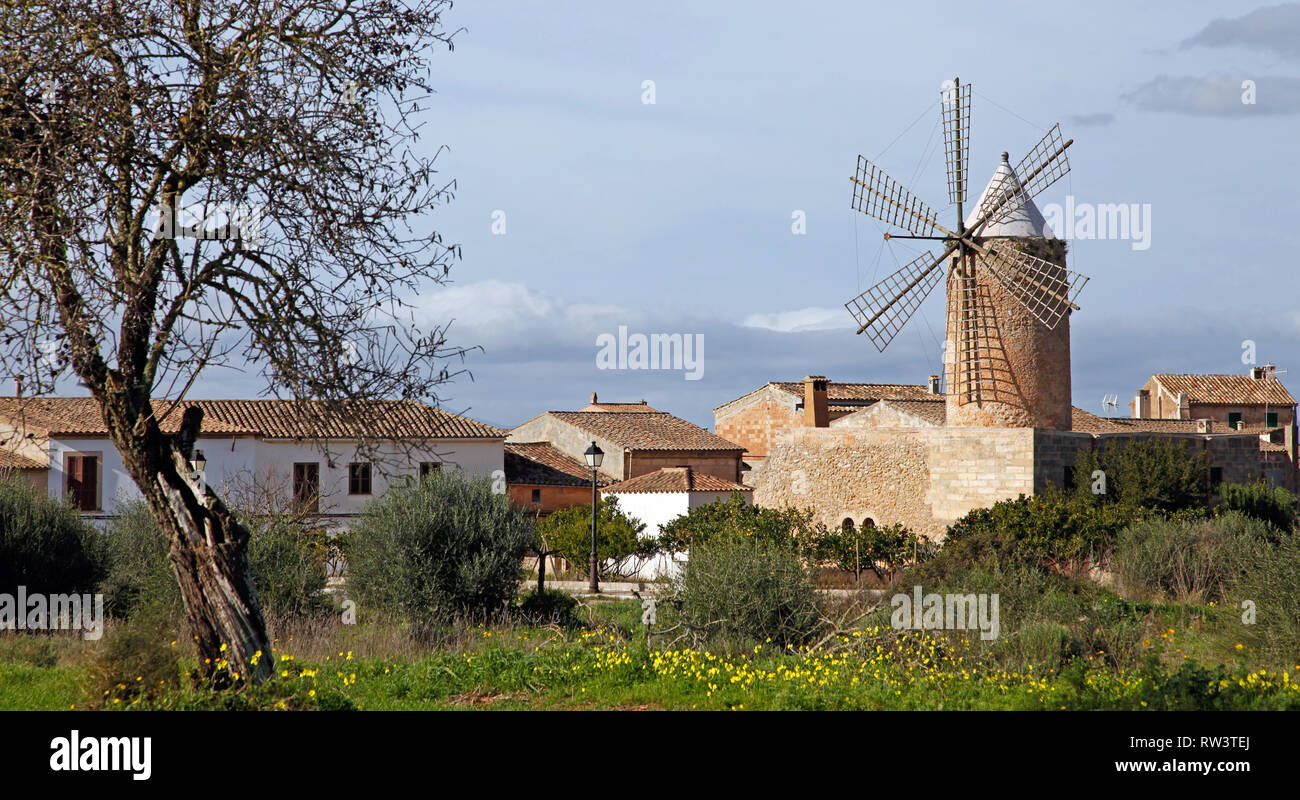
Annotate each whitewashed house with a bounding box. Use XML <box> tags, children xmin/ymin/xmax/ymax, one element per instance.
<box><xmin>601</xmin><ymin>466</ymin><xmax>752</xmax><ymax>579</ymax></box>
<box><xmin>0</xmin><ymin>396</ymin><xmax>506</xmax><ymax>528</ymax></box>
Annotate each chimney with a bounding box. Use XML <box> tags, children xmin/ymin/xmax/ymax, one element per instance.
<box><xmin>1250</xmin><ymin>363</ymin><xmax>1274</xmax><ymax>381</ymax></box>
<box><xmin>1177</xmin><ymin>391</ymin><xmax>1190</xmax><ymax>420</ymax></box>
<box><xmin>1133</xmin><ymin>389</ymin><xmax>1150</xmax><ymax>419</ymax></box>
<box><xmin>927</xmin><ymin>375</ymin><xmax>942</xmax><ymax>395</ymax></box>
<box><xmin>1236</xmin><ymin>420</ymin><xmax>1246</xmax><ymax>431</ymax></box>
<box><xmin>1196</xmin><ymin>418</ymin><xmax>1213</xmax><ymax>434</ymax></box>
<box><xmin>803</xmin><ymin>375</ymin><xmax>829</xmax><ymax>428</ymax></box>
<box><xmin>590</xmin><ymin>391</ymin><xmax>598</xmax><ymax>404</ymax></box>
<box><xmin>13</xmin><ymin>376</ymin><xmax>21</xmax><ymax>397</ymax></box>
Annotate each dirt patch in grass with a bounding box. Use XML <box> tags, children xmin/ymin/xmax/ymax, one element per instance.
<box><xmin>447</xmin><ymin>687</ymin><xmax>525</xmax><ymax>707</ymax></box>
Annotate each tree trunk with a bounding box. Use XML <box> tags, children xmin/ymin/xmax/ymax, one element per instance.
<box><xmin>113</xmin><ymin>408</ymin><xmax>274</xmax><ymax>687</ymax></box>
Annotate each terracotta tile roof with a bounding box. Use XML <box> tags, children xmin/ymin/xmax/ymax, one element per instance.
<box><xmin>196</xmin><ymin>399</ymin><xmax>505</xmax><ymax>440</ymax></box>
<box><xmin>547</xmin><ymin>412</ymin><xmax>744</xmax><ymax>452</ymax></box>
<box><xmin>0</xmin><ymin>397</ymin><xmax>504</xmax><ymax>440</ymax></box>
<box><xmin>0</xmin><ymin>397</ymin><xmax>252</xmax><ymax>435</ymax></box>
<box><xmin>578</xmin><ymin>401</ymin><xmax>662</xmax><ymax>413</ymax></box>
<box><xmin>0</xmin><ymin>450</ymin><xmax>47</xmax><ymax>470</ymax></box>
<box><xmin>881</xmin><ymin>399</ymin><xmax>947</xmax><ymax>425</ymax></box>
<box><xmin>1153</xmin><ymin>374</ymin><xmax>1296</xmax><ymax>406</ymax></box>
<box><xmin>603</xmin><ymin>467</ymin><xmax>751</xmax><ymax>494</ymax></box>
<box><xmin>505</xmin><ymin>442</ymin><xmax>609</xmax><ymax>487</ymax></box>
<box><xmin>1070</xmin><ymin>407</ymin><xmax>1248</xmax><ymax>434</ymax></box>
<box><xmin>773</xmin><ymin>381</ymin><xmax>938</xmax><ymax>403</ymax></box>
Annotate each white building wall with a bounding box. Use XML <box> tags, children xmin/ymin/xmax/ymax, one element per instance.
<box><xmin>249</xmin><ymin>438</ymin><xmax>503</xmax><ymax>520</ymax></box>
<box><xmin>603</xmin><ymin>490</ymin><xmax>753</xmax><ymax>581</ymax></box>
<box><xmin>44</xmin><ymin>434</ymin><xmax>503</xmax><ymax>528</ymax></box>
<box><xmin>46</xmin><ymin>433</ymin><xmax>259</xmax><ymax>518</ymax></box>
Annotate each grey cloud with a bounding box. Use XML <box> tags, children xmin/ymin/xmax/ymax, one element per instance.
<box><xmin>1123</xmin><ymin>74</ymin><xmax>1300</xmax><ymax>115</ymax></box>
<box><xmin>1181</xmin><ymin>3</ymin><xmax>1300</xmax><ymax>60</ymax></box>
<box><xmin>1066</xmin><ymin>112</ymin><xmax>1116</xmax><ymax>127</ymax></box>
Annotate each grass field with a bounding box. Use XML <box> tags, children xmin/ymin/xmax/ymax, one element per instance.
<box><xmin>2</xmin><ymin>598</ymin><xmax>1297</xmax><ymax>711</ymax></box>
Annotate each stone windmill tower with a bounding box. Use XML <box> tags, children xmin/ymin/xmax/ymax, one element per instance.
<box><xmin>844</xmin><ymin>78</ymin><xmax>1089</xmax><ymax>430</ymax></box>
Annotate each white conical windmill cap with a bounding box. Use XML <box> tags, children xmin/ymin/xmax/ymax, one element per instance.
<box><xmin>963</xmin><ymin>152</ymin><xmax>1055</xmax><ymax>238</ymax></box>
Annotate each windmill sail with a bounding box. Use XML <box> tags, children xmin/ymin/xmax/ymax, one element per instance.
<box><xmin>970</xmin><ymin>124</ymin><xmax>1070</xmax><ymax>230</ymax></box>
<box><xmin>978</xmin><ymin>240</ymin><xmax>1088</xmax><ymax>330</ymax></box>
<box><xmin>845</xmin><ymin>247</ymin><xmax>954</xmax><ymax>352</ymax></box>
<box><xmin>941</xmin><ymin>79</ymin><xmax>971</xmax><ymax>205</ymax></box>
<box><xmin>850</xmin><ymin>156</ymin><xmax>945</xmax><ymax>237</ymax></box>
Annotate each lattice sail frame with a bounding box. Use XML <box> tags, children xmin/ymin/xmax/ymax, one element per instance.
<box><xmin>973</xmin><ymin>123</ymin><xmax>1070</xmax><ymax>229</ymax></box>
<box><xmin>978</xmin><ymin>240</ymin><xmax>1089</xmax><ymax>330</ymax></box>
<box><xmin>844</xmin><ymin>249</ymin><xmax>951</xmax><ymax>352</ymax></box>
<box><xmin>941</xmin><ymin>80</ymin><xmax>971</xmax><ymax>205</ymax></box>
<box><xmin>850</xmin><ymin>156</ymin><xmax>942</xmax><ymax>237</ymax></box>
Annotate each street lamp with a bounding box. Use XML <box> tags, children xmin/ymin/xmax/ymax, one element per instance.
<box><xmin>190</xmin><ymin>449</ymin><xmax>206</xmax><ymax>485</ymax></box>
<box><xmin>583</xmin><ymin>441</ymin><xmax>604</xmax><ymax>593</ymax></box>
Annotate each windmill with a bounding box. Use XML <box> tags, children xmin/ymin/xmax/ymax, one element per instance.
<box><xmin>845</xmin><ymin>78</ymin><xmax>1091</xmax><ymax>429</ymax></box>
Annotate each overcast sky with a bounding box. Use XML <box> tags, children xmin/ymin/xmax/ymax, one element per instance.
<box><xmin>193</xmin><ymin>0</ymin><xmax>1300</xmax><ymax>429</ymax></box>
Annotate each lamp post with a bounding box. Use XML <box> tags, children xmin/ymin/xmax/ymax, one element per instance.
<box><xmin>190</xmin><ymin>449</ymin><xmax>206</xmax><ymax>486</ymax></box>
<box><xmin>583</xmin><ymin>441</ymin><xmax>604</xmax><ymax>593</ymax></box>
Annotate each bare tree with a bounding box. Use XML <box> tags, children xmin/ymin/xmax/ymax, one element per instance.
<box><xmin>0</xmin><ymin>0</ymin><xmax>467</xmax><ymax>685</ymax></box>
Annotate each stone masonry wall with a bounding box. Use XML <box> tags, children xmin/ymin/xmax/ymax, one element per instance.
<box><xmin>756</xmin><ymin>426</ymin><xmax>938</xmax><ymax>537</ymax></box>
<box><xmin>757</xmin><ymin>426</ymin><xmax>1039</xmax><ymax>540</ymax></box>
<box><xmin>714</xmin><ymin>393</ymin><xmax>796</xmax><ymax>463</ymax></box>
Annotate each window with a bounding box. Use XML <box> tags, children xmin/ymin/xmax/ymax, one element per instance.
<box><xmin>1227</xmin><ymin>411</ymin><xmax>1243</xmax><ymax>430</ymax></box>
<box><xmin>841</xmin><ymin>518</ymin><xmax>855</xmax><ymax>532</ymax></box>
<box><xmin>1209</xmin><ymin>467</ymin><xmax>1224</xmax><ymax>490</ymax></box>
<box><xmin>862</xmin><ymin>518</ymin><xmax>876</xmax><ymax>529</ymax></box>
<box><xmin>419</xmin><ymin>462</ymin><xmax>441</xmax><ymax>480</ymax></box>
<box><xmin>293</xmin><ymin>462</ymin><xmax>319</xmax><ymax>513</ymax></box>
<box><xmin>65</xmin><ymin>454</ymin><xmax>99</xmax><ymax>511</ymax></box>
<box><xmin>1063</xmin><ymin>466</ymin><xmax>1076</xmax><ymax>491</ymax></box>
<box><xmin>348</xmin><ymin>462</ymin><xmax>372</xmax><ymax>495</ymax></box>
<box><xmin>531</xmin><ymin>489</ymin><xmax>542</xmax><ymax>504</ymax></box>
<box><xmin>1266</xmin><ymin>412</ymin><xmax>1279</xmax><ymax>428</ymax></box>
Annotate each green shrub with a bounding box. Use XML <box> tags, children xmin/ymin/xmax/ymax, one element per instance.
<box><xmin>894</xmin><ymin>559</ymin><xmax>1147</xmax><ymax>671</ymax></box>
<box><xmin>88</xmin><ymin>620</ymin><xmax>182</xmax><ymax>707</ymax></box>
<box><xmin>514</xmin><ymin>588</ymin><xmax>579</xmax><ymax>627</ymax></box>
<box><xmin>939</xmin><ymin>490</ymin><xmax>1145</xmax><ymax>573</ymax></box>
<box><xmin>1218</xmin><ymin>481</ymin><xmax>1298</xmax><ymax>533</ymax></box>
<box><xmin>667</xmin><ymin>536</ymin><xmax>822</xmax><ymax>652</ymax></box>
<box><xmin>0</xmin><ymin>474</ymin><xmax>104</xmax><ymax>595</ymax></box>
<box><xmin>100</xmin><ymin>500</ymin><xmax>329</xmax><ymax>623</ymax></box>
<box><xmin>658</xmin><ymin>493</ymin><xmax>823</xmax><ymax>552</ymax></box>
<box><xmin>537</xmin><ymin>496</ymin><xmax>652</xmax><ymax>579</ymax></box>
<box><xmin>809</xmin><ymin>521</ymin><xmax>931</xmax><ymax>583</ymax></box>
<box><xmin>345</xmin><ymin>468</ymin><xmax>536</xmax><ymax>622</ymax></box>
<box><xmin>1232</xmin><ymin>531</ymin><xmax>1300</xmax><ymax>665</ymax></box>
<box><xmin>1112</xmin><ymin>512</ymin><xmax>1273</xmax><ymax>603</ymax></box>
<box><xmin>99</xmin><ymin>502</ymin><xmax>183</xmax><ymax>624</ymax></box>
<box><xmin>1071</xmin><ymin>438</ymin><xmax>1209</xmax><ymax>512</ymax></box>
<box><xmin>246</xmin><ymin>518</ymin><xmax>330</xmax><ymax>618</ymax></box>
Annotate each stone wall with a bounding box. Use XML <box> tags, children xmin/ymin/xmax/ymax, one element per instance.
<box><xmin>1033</xmin><ymin>430</ymin><xmax>1096</xmax><ymax>492</ymax></box>
<box><xmin>925</xmin><ymin>428</ymin><xmax>1036</xmax><ymax>524</ymax></box>
<box><xmin>714</xmin><ymin>385</ymin><xmax>797</xmax><ymax>462</ymax></box>
<box><xmin>756</xmin><ymin>426</ymin><xmax>1041</xmax><ymax>540</ymax></box>
<box><xmin>755</xmin><ymin>426</ymin><xmax>939</xmax><ymax>537</ymax></box>
<box><xmin>627</xmin><ymin>451</ymin><xmax>742</xmax><ymax>483</ymax></box>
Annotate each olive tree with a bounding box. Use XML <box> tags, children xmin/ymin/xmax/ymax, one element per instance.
<box><xmin>0</xmin><ymin>0</ymin><xmax>466</xmax><ymax>684</ymax></box>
